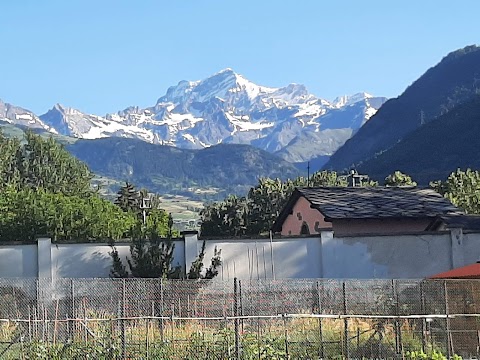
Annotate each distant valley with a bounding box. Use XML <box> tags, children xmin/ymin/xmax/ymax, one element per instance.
<box><xmin>3</xmin><ymin>46</ymin><xmax>480</xmax><ymax>200</ymax></box>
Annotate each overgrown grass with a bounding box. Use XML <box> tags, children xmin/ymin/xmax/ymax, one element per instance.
<box><xmin>0</xmin><ymin>316</ymin><xmax>465</xmax><ymax>359</ymax></box>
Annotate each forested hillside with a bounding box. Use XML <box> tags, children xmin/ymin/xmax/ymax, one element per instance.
<box><xmin>66</xmin><ymin>137</ymin><xmax>302</xmax><ymax>198</ymax></box>
<box><xmin>358</xmin><ymin>96</ymin><xmax>480</xmax><ymax>184</ymax></box>
<box><xmin>325</xmin><ymin>45</ymin><xmax>480</xmax><ymax>171</ymax></box>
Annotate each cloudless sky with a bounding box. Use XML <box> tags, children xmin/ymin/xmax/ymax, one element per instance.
<box><xmin>1</xmin><ymin>0</ymin><xmax>479</xmax><ymax>115</ymax></box>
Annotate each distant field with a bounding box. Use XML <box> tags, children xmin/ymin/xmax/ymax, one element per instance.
<box><xmin>159</xmin><ymin>195</ymin><xmax>204</xmax><ymax>230</ymax></box>
<box><xmin>92</xmin><ymin>175</ymin><xmax>208</xmax><ymax>230</ymax></box>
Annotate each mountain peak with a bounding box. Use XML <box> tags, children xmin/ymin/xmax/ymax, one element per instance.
<box><xmin>205</xmin><ymin>67</ymin><xmax>241</xmax><ymax>84</ymax></box>
<box><xmin>216</xmin><ymin>67</ymin><xmax>235</xmax><ymax>75</ymax></box>
<box><xmin>332</xmin><ymin>92</ymin><xmax>373</xmax><ymax>107</ymax></box>
<box><xmin>47</xmin><ymin>103</ymin><xmax>84</xmax><ymax>117</ymax></box>
<box><xmin>53</xmin><ymin>103</ymin><xmax>66</xmax><ymax>112</ymax></box>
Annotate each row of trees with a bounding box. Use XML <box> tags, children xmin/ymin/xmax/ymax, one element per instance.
<box><xmin>199</xmin><ymin>169</ymin><xmax>479</xmax><ymax>237</ymax></box>
<box><xmin>0</xmin><ymin>130</ymin><xmax>220</xmax><ymax>279</ymax></box>
<box><xmin>0</xmin><ymin>131</ymin><xmax>136</xmax><ymax>241</ymax></box>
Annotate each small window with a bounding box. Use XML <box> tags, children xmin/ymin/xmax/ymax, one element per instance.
<box><xmin>297</xmin><ymin>212</ymin><xmax>302</xmax><ymax>220</ymax></box>
<box><xmin>300</xmin><ymin>221</ymin><xmax>310</xmax><ymax>235</ymax></box>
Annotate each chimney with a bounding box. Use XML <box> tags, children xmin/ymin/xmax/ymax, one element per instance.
<box><xmin>348</xmin><ymin>170</ymin><xmax>368</xmax><ymax>187</ymax></box>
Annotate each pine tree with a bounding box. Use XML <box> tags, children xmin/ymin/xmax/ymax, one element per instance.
<box><xmin>110</xmin><ymin>213</ymin><xmax>181</xmax><ymax>278</ymax></box>
<box><xmin>187</xmin><ymin>241</ymin><xmax>222</xmax><ymax>279</ymax></box>
<box><xmin>115</xmin><ymin>182</ymin><xmax>140</xmax><ymax>213</ymax></box>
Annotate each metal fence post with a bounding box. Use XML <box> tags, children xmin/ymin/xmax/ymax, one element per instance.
<box><xmin>121</xmin><ymin>279</ymin><xmax>126</xmax><ymax>359</ymax></box>
<box><xmin>234</xmin><ymin>277</ymin><xmax>240</xmax><ymax>360</ymax></box>
<box><xmin>392</xmin><ymin>279</ymin><xmax>401</xmax><ymax>356</ymax></box>
<box><xmin>159</xmin><ymin>278</ymin><xmax>164</xmax><ymax>342</ymax></box>
<box><xmin>316</xmin><ymin>281</ymin><xmax>324</xmax><ymax>359</ymax></box>
<box><xmin>70</xmin><ymin>279</ymin><xmax>75</xmax><ymax>342</ymax></box>
<box><xmin>444</xmin><ymin>280</ymin><xmax>451</xmax><ymax>358</ymax></box>
<box><xmin>239</xmin><ymin>280</ymin><xmax>244</xmax><ymax>333</ymax></box>
<box><xmin>343</xmin><ymin>281</ymin><xmax>349</xmax><ymax>359</ymax></box>
<box><xmin>420</xmin><ymin>281</ymin><xmax>426</xmax><ymax>353</ymax></box>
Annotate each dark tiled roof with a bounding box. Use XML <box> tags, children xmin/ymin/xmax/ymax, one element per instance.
<box><xmin>433</xmin><ymin>214</ymin><xmax>480</xmax><ymax>231</ymax></box>
<box><xmin>298</xmin><ymin>187</ymin><xmax>462</xmax><ymax>220</ymax></box>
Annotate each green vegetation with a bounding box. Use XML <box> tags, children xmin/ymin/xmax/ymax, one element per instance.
<box><xmin>0</xmin><ymin>130</ymin><xmax>136</xmax><ymax>242</ymax></box>
<box><xmin>66</xmin><ymin>137</ymin><xmax>301</xmax><ymax>200</ymax></box>
<box><xmin>0</xmin><ymin>318</ymin><xmax>465</xmax><ymax>359</ymax></box>
<box><xmin>431</xmin><ymin>168</ymin><xmax>480</xmax><ymax>214</ymax></box>
<box><xmin>384</xmin><ymin>171</ymin><xmax>417</xmax><ymax>187</ymax></box>
<box><xmin>200</xmin><ymin>170</ymin><xmax>348</xmax><ymax>236</ymax></box>
<box><xmin>109</xmin><ymin>183</ymin><xmax>222</xmax><ymax>279</ymax></box>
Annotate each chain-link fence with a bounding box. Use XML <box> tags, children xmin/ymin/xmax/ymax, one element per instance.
<box><xmin>0</xmin><ymin>278</ymin><xmax>478</xmax><ymax>359</ymax></box>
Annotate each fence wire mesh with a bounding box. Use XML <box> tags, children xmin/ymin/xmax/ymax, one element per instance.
<box><xmin>0</xmin><ymin>278</ymin><xmax>477</xmax><ymax>359</ymax></box>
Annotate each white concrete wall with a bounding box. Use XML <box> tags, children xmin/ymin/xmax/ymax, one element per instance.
<box><xmin>461</xmin><ymin>231</ymin><xmax>480</xmax><ymax>264</ymax></box>
<box><xmin>199</xmin><ymin>237</ymin><xmax>323</xmax><ymax>280</ymax></box>
<box><xmin>0</xmin><ymin>244</ymin><xmax>37</xmax><ymax>277</ymax></box>
<box><xmin>51</xmin><ymin>240</ymin><xmax>185</xmax><ymax>278</ymax></box>
<box><xmin>0</xmin><ymin>230</ymin><xmax>479</xmax><ymax>280</ymax></box>
<box><xmin>322</xmin><ymin>232</ymin><xmax>453</xmax><ymax>279</ymax></box>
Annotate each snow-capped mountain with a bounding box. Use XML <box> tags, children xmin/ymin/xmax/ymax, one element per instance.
<box><xmin>0</xmin><ymin>99</ymin><xmax>56</xmax><ymax>132</ymax></box>
<box><xmin>3</xmin><ymin>69</ymin><xmax>387</xmax><ymax>162</ymax></box>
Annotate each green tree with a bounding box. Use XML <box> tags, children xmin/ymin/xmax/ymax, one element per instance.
<box><xmin>0</xmin><ymin>187</ymin><xmax>136</xmax><ymax>242</ymax></box>
<box><xmin>0</xmin><ymin>134</ymin><xmax>23</xmax><ymax>188</ymax></box>
<box><xmin>308</xmin><ymin>170</ymin><xmax>348</xmax><ymax>187</ymax></box>
<box><xmin>20</xmin><ymin>131</ymin><xmax>93</xmax><ymax>196</ymax></box>
<box><xmin>110</xmin><ymin>213</ymin><xmax>181</xmax><ymax>278</ymax></box>
<box><xmin>0</xmin><ymin>130</ymin><xmax>147</xmax><ymax>242</ymax></box>
<box><xmin>187</xmin><ymin>241</ymin><xmax>222</xmax><ymax>279</ymax></box>
<box><xmin>247</xmin><ymin>178</ymin><xmax>292</xmax><ymax>234</ymax></box>
<box><xmin>110</xmin><ymin>212</ymin><xmax>222</xmax><ymax>279</ymax></box>
<box><xmin>384</xmin><ymin>171</ymin><xmax>417</xmax><ymax>187</ymax></box>
<box><xmin>200</xmin><ymin>195</ymin><xmax>250</xmax><ymax>237</ymax></box>
<box><xmin>115</xmin><ymin>182</ymin><xmax>140</xmax><ymax>213</ymax></box>
<box><xmin>431</xmin><ymin>168</ymin><xmax>480</xmax><ymax>214</ymax></box>
<box><xmin>200</xmin><ymin>170</ymin><xmax>349</xmax><ymax>236</ymax></box>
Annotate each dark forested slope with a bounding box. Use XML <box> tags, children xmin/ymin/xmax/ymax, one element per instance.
<box><xmin>358</xmin><ymin>96</ymin><xmax>480</xmax><ymax>184</ymax></box>
<box><xmin>325</xmin><ymin>45</ymin><xmax>480</xmax><ymax>171</ymax></box>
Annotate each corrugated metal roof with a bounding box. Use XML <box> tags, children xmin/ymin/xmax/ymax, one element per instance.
<box><xmin>298</xmin><ymin>187</ymin><xmax>462</xmax><ymax>220</ymax></box>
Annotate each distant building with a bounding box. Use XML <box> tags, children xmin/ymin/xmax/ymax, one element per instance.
<box><xmin>272</xmin><ymin>187</ymin><xmax>463</xmax><ymax>236</ymax></box>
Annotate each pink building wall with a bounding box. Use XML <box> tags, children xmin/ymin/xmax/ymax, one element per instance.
<box><xmin>280</xmin><ymin>196</ymin><xmax>432</xmax><ymax>236</ymax></box>
<box><xmin>281</xmin><ymin>196</ymin><xmax>332</xmax><ymax>236</ymax></box>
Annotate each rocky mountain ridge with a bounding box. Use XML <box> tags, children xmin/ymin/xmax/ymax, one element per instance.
<box><xmin>324</xmin><ymin>45</ymin><xmax>480</xmax><ymax>171</ymax></box>
<box><xmin>1</xmin><ymin>69</ymin><xmax>386</xmax><ymax>163</ymax></box>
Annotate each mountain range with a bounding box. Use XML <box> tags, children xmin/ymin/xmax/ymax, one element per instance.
<box><xmin>1</xmin><ymin>69</ymin><xmax>385</xmax><ymax>164</ymax></box>
<box><xmin>66</xmin><ymin>138</ymin><xmax>302</xmax><ymax>198</ymax></box>
<box><xmin>356</xmin><ymin>95</ymin><xmax>480</xmax><ymax>184</ymax></box>
<box><xmin>324</xmin><ymin>45</ymin><xmax>480</xmax><ymax>176</ymax></box>
<box><xmin>3</xmin><ymin>45</ymin><xmax>480</xmax><ymax>196</ymax></box>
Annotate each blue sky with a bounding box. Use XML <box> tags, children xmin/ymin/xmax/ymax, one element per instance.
<box><xmin>2</xmin><ymin>0</ymin><xmax>479</xmax><ymax>115</ymax></box>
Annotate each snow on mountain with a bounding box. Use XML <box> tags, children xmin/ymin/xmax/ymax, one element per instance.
<box><xmin>332</xmin><ymin>92</ymin><xmax>374</xmax><ymax>108</ymax></box>
<box><xmin>5</xmin><ymin>69</ymin><xmax>388</xmax><ymax>163</ymax></box>
<box><xmin>40</xmin><ymin>104</ymin><xmax>155</xmax><ymax>142</ymax></box>
<box><xmin>0</xmin><ymin>99</ymin><xmax>56</xmax><ymax>132</ymax></box>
